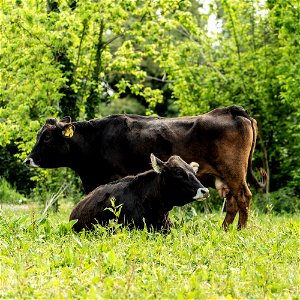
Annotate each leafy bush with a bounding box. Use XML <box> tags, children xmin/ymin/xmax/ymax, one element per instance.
<box><xmin>192</xmin><ymin>187</ymin><xmax>300</xmax><ymax>215</ymax></box>
<box><xmin>97</xmin><ymin>97</ymin><xmax>146</xmax><ymax>116</ymax></box>
<box><xmin>0</xmin><ymin>177</ymin><xmax>28</xmax><ymax>204</ymax></box>
<box><xmin>253</xmin><ymin>187</ymin><xmax>300</xmax><ymax>214</ymax></box>
<box><xmin>0</xmin><ymin>144</ymin><xmax>36</xmax><ymax>195</ymax></box>
<box><xmin>30</xmin><ymin>168</ymin><xmax>84</xmax><ymax>209</ymax></box>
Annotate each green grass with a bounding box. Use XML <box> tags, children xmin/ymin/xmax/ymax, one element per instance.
<box><xmin>0</xmin><ymin>202</ymin><xmax>299</xmax><ymax>299</ymax></box>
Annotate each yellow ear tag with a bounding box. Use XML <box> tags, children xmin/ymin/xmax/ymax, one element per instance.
<box><xmin>63</xmin><ymin>125</ymin><xmax>74</xmax><ymax>138</ymax></box>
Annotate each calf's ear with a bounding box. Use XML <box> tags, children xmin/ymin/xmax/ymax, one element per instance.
<box><xmin>150</xmin><ymin>153</ymin><xmax>164</xmax><ymax>174</ymax></box>
<box><xmin>62</xmin><ymin>124</ymin><xmax>75</xmax><ymax>138</ymax></box>
<box><xmin>190</xmin><ymin>162</ymin><xmax>199</xmax><ymax>174</ymax></box>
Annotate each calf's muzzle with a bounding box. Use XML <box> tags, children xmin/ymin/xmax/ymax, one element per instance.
<box><xmin>193</xmin><ymin>187</ymin><xmax>210</xmax><ymax>201</ymax></box>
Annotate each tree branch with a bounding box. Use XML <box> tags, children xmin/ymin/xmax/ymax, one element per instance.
<box><xmin>145</xmin><ymin>75</ymin><xmax>174</xmax><ymax>83</ymax></box>
<box><xmin>179</xmin><ymin>25</ymin><xmax>228</xmax><ymax>82</ymax></box>
<box><xmin>16</xmin><ymin>22</ymin><xmax>53</xmax><ymax>50</ymax></box>
<box><xmin>223</xmin><ymin>0</ymin><xmax>248</xmax><ymax>94</ymax></box>
<box><xmin>73</xmin><ymin>19</ymin><xmax>88</xmax><ymax>78</ymax></box>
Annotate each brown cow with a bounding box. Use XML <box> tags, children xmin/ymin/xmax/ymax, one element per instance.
<box><xmin>25</xmin><ymin>105</ymin><xmax>266</xmax><ymax>229</ymax></box>
<box><xmin>69</xmin><ymin>154</ymin><xmax>209</xmax><ymax>232</ymax></box>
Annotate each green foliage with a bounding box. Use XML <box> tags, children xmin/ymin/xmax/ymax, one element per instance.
<box><xmin>0</xmin><ymin>144</ymin><xmax>36</xmax><ymax>194</ymax></box>
<box><xmin>0</xmin><ymin>177</ymin><xmax>28</xmax><ymax>204</ymax></box>
<box><xmin>97</xmin><ymin>97</ymin><xmax>146</xmax><ymax>116</ymax></box>
<box><xmin>29</xmin><ymin>168</ymin><xmax>84</xmax><ymax>205</ymax></box>
<box><xmin>253</xmin><ymin>188</ymin><xmax>300</xmax><ymax>215</ymax></box>
<box><xmin>0</xmin><ymin>203</ymin><xmax>299</xmax><ymax>298</ymax></box>
<box><xmin>160</xmin><ymin>0</ymin><xmax>300</xmax><ymax>193</ymax></box>
<box><xmin>105</xmin><ymin>196</ymin><xmax>124</xmax><ymax>223</ymax></box>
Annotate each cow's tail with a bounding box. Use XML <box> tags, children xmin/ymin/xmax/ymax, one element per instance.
<box><xmin>229</xmin><ymin>105</ymin><xmax>268</xmax><ymax>190</ymax></box>
<box><xmin>247</xmin><ymin>118</ymin><xmax>268</xmax><ymax>190</ymax></box>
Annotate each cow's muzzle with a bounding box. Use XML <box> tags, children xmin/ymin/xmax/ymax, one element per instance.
<box><xmin>23</xmin><ymin>158</ymin><xmax>39</xmax><ymax>168</ymax></box>
<box><xmin>193</xmin><ymin>187</ymin><xmax>210</xmax><ymax>201</ymax></box>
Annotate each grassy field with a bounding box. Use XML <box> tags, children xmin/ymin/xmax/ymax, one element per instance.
<box><xmin>0</xmin><ymin>202</ymin><xmax>299</xmax><ymax>299</ymax></box>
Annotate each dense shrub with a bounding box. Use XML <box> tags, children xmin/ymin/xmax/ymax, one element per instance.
<box><xmin>0</xmin><ymin>177</ymin><xmax>28</xmax><ymax>204</ymax></box>
<box><xmin>0</xmin><ymin>144</ymin><xmax>36</xmax><ymax>195</ymax></box>
<box><xmin>253</xmin><ymin>187</ymin><xmax>300</xmax><ymax>214</ymax></box>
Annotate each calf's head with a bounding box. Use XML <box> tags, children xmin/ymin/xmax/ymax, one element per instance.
<box><xmin>24</xmin><ymin>117</ymin><xmax>75</xmax><ymax>168</ymax></box>
<box><xmin>150</xmin><ymin>154</ymin><xmax>209</xmax><ymax>206</ymax></box>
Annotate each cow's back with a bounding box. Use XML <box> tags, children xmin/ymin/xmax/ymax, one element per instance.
<box><xmin>69</xmin><ymin>175</ymin><xmax>146</xmax><ymax>231</ymax></box>
<box><xmin>103</xmin><ymin>107</ymin><xmax>253</xmax><ymax>183</ymax></box>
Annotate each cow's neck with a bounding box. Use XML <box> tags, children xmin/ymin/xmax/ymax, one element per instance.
<box><xmin>70</xmin><ymin>162</ymin><xmax>110</xmax><ymax>194</ymax></box>
<box><xmin>66</xmin><ymin>121</ymin><xmax>108</xmax><ymax>193</ymax></box>
<box><xmin>133</xmin><ymin>172</ymin><xmax>172</xmax><ymax>213</ymax></box>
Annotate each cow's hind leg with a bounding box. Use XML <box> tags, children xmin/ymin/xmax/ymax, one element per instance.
<box><xmin>222</xmin><ymin>193</ymin><xmax>238</xmax><ymax>231</ymax></box>
<box><xmin>236</xmin><ymin>183</ymin><xmax>252</xmax><ymax>230</ymax></box>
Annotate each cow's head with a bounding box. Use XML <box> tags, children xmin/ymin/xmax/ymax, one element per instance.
<box><xmin>150</xmin><ymin>154</ymin><xmax>209</xmax><ymax>206</ymax></box>
<box><xmin>24</xmin><ymin>117</ymin><xmax>75</xmax><ymax>168</ymax></box>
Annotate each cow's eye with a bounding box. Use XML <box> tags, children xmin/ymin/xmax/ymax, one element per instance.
<box><xmin>175</xmin><ymin>169</ymin><xmax>185</xmax><ymax>177</ymax></box>
<box><xmin>43</xmin><ymin>133</ymin><xmax>52</xmax><ymax>142</ymax></box>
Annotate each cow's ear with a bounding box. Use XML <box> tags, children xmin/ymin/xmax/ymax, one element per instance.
<box><xmin>60</xmin><ymin>116</ymin><xmax>72</xmax><ymax>124</ymax></box>
<box><xmin>62</xmin><ymin>124</ymin><xmax>75</xmax><ymax>138</ymax></box>
<box><xmin>190</xmin><ymin>162</ymin><xmax>199</xmax><ymax>174</ymax></box>
<box><xmin>150</xmin><ymin>153</ymin><xmax>164</xmax><ymax>174</ymax></box>
<box><xmin>45</xmin><ymin>118</ymin><xmax>57</xmax><ymax>125</ymax></box>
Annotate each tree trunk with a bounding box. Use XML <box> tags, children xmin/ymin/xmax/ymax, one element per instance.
<box><xmin>46</xmin><ymin>0</ymin><xmax>79</xmax><ymax>120</ymax></box>
<box><xmin>85</xmin><ymin>20</ymin><xmax>105</xmax><ymax>120</ymax></box>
